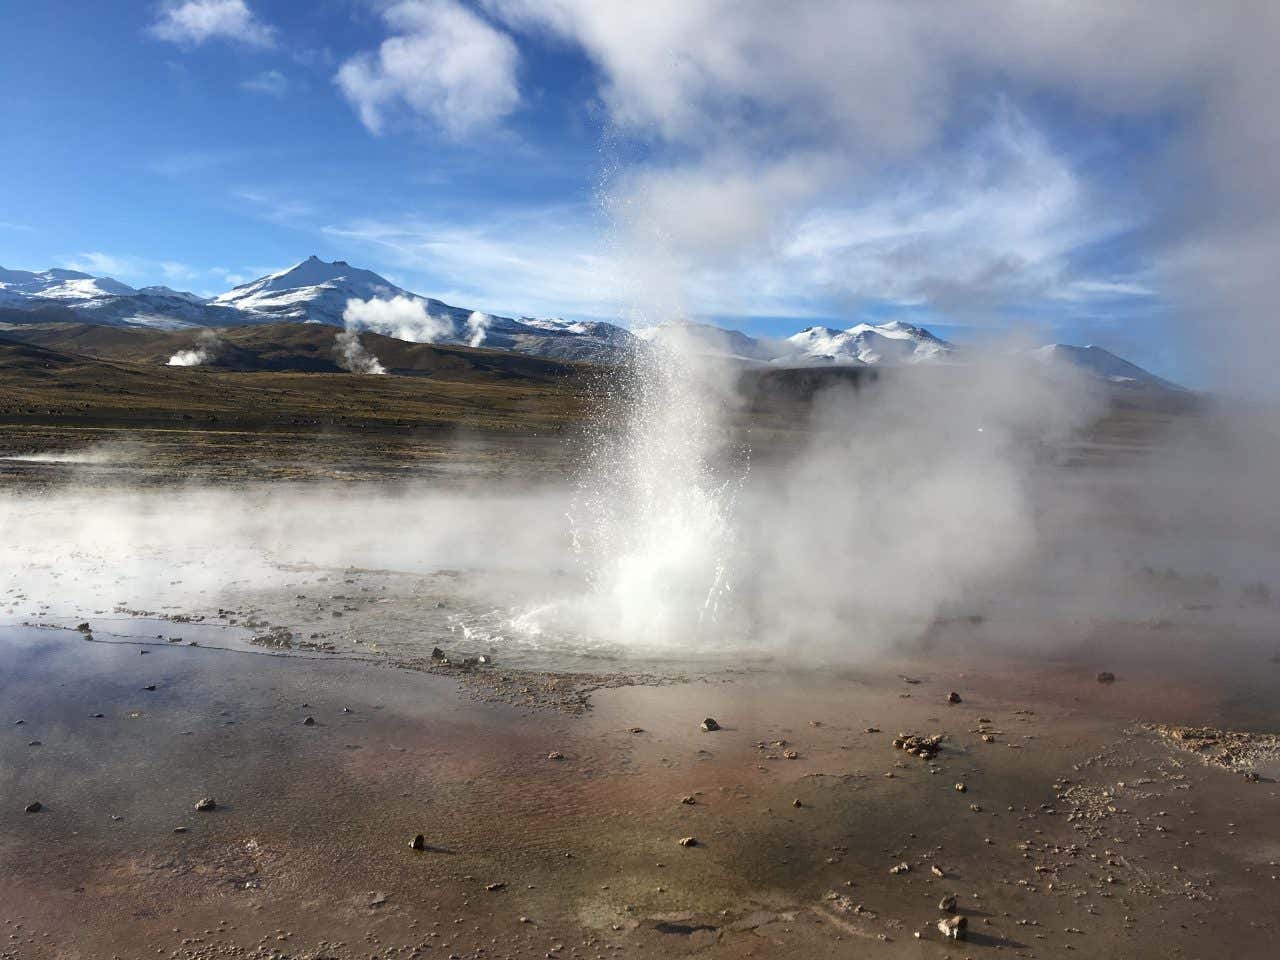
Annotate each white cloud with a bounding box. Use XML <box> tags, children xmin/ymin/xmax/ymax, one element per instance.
<box><xmin>240</xmin><ymin>69</ymin><xmax>289</xmax><ymax>97</ymax></box>
<box><xmin>150</xmin><ymin>0</ymin><xmax>276</xmax><ymax>48</ymax></box>
<box><xmin>478</xmin><ymin>0</ymin><xmax>1280</xmax><ymax>389</ymax></box>
<box><xmin>232</xmin><ymin>189</ymin><xmax>316</xmax><ymax>227</ymax></box>
<box><xmin>322</xmin><ymin>206</ymin><xmax>620</xmax><ymax>320</ymax></box>
<box><xmin>65</xmin><ymin>252</ymin><xmax>201</xmax><ymax>285</ymax></box>
<box><xmin>336</xmin><ymin>0</ymin><xmax>519</xmax><ymax>137</ymax></box>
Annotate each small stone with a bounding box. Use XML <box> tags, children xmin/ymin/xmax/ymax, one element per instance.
<box><xmin>947</xmin><ymin>691</ymin><xmax>962</xmax><ymax>704</ymax></box>
<box><xmin>680</xmin><ymin>795</ymin><xmax>697</xmax><ymax>805</ymax></box>
<box><xmin>701</xmin><ymin>717</ymin><xmax>720</xmax><ymax>732</ymax></box>
<box><xmin>485</xmin><ymin>882</ymin><xmax>505</xmax><ymax>891</ymax></box>
<box><xmin>792</xmin><ymin>798</ymin><xmax>803</xmax><ymax>808</ymax></box>
<box><xmin>678</xmin><ymin>836</ymin><xmax>698</xmax><ymax>847</ymax></box>
<box><xmin>195</xmin><ymin>797</ymin><xmax>217</xmax><ymax>812</ymax></box>
<box><xmin>75</xmin><ymin>622</ymin><xmax>91</xmax><ymax>633</ymax></box>
<box><xmin>783</xmin><ymin>749</ymin><xmax>798</xmax><ymax>759</ymax></box>
<box><xmin>173</xmin><ymin>826</ymin><xmax>187</xmax><ymax>834</ymax></box>
<box><xmin>889</xmin><ymin>862</ymin><xmax>910</xmax><ymax>875</ymax></box>
<box><xmin>937</xmin><ymin>915</ymin><xmax>967</xmax><ymax>941</ymax></box>
<box><xmin>143</xmin><ymin>684</ymin><xmax>157</xmax><ymax>692</ymax></box>
<box><xmin>410</xmin><ymin>834</ymin><xmax>426</xmax><ymax>850</ymax></box>
<box><xmin>431</xmin><ymin>647</ymin><xmax>445</xmax><ymax>660</ymax></box>
<box><xmin>931</xmin><ymin>865</ymin><xmax>945</xmax><ymax>878</ymax></box>
<box><xmin>865</xmin><ymin>726</ymin><xmax>880</xmax><ymax>733</ymax></box>
<box><xmin>302</xmin><ymin>716</ymin><xmax>315</xmax><ymax>725</ymax></box>
<box><xmin>627</xmin><ymin>727</ymin><xmax>644</xmax><ymax>734</ymax></box>
<box><xmin>1096</xmin><ymin>671</ymin><xmax>1116</xmax><ymax>684</ymax></box>
<box><xmin>547</xmin><ymin>750</ymin><xmax>564</xmax><ymax>760</ymax></box>
<box><xmin>24</xmin><ymin>801</ymin><xmax>42</xmax><ymax>813</ymax></box>
<box><xmin>954</xmin><ymin>782</ymin><xmax>967</xmax><ymax>793</ymax></box>
<box><xmin>1243</xmin><ymin>771</ymin><xmax>1260</xmax><ymax>783</ymax></box>
<box><xmin>140</xmin><ymin>649</ymin><xmax>149</xmax><ymax>655</ymax></box>
<box><xmin>939</xmin><ymin>894</ymin><xmax>957</xmax><ymax>912</ymax></box>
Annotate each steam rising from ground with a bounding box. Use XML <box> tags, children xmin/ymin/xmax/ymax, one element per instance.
<box><xmin>466</xmin><ymin>311</ymin><xmax>491</xmax><ymax>347</ymax></box>
<box><xmin>167</xmin><ymin>330</ymin><xmax>222</xmax><ymax>367</ymax></box>
<box><xmin>334</xmin><ymin>328</ymin><xmax>387</xmax><ymax>374</ymax></box>
<box><xmin>343</xmin><ymin>294</ymin><xmax>452</xmax><ymax>342</ymax></box>
<box><xmin>337</xmin><ymin>294</ymin><xmax>475</xmax><ymax>372</ymax></box>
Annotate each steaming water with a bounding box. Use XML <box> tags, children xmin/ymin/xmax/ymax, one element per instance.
<box><xmin>500</xmin><ymin>337</ymin><xmax>749</xmax><ymax>652</ymax></box>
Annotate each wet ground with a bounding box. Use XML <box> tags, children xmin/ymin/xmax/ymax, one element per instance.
<box><xmin>3</xmin><ymin>607</ymin><xmax>1280</xmax><ymax>959</ymax></box>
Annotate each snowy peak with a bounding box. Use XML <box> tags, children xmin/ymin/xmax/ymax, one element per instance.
<box><xmin>0</xmin><ymin>266</ymin><xmax>135</xmax><ymax>301</ymax></box>
<box><xmin>210</xmin><ymin>256</ymin><xmax>415</xmax><ymax>327</ymax></box>
<box><xmin>781</xmin><ymin>321</ymin><xmax>953</xmax><ymax>365</ymax></box>
<box><xmin>219</xmin><ymin>255</ymin><xmax>396</xmax><ymax>298</ymax></box>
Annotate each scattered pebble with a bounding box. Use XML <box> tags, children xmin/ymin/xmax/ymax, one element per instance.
<box><xmin>701</xmin><ymin>717</ymin><xmax>720</xmax><ymax>732</ymax></box>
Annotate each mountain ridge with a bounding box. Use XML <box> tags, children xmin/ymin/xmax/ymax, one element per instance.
<box><xmin>0</xmin><ymin>256</ymin><xmax>1180</xmax><ymax>388</ymax></box>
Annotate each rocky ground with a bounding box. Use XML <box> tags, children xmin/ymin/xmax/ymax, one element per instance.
<box><xmin>2</xmin><ymin>607</ymin><xmax>1279</xmax><ymax>960</ymax></box>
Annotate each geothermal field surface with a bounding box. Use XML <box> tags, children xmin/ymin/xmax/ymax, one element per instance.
<box><xmin>2</xmin><ymin>356</ymin><xmax>1278</xmax><ymax>959</ymax></box>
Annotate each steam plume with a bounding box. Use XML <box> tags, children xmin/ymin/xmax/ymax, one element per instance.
<box><xmin>166</xmin><ymin>329</ymin><xmax>222</xmax><ymax>367</ymax></box>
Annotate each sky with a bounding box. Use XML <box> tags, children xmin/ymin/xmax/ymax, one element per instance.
<box><xmin>3</xmin><ymin>1</ymin><xmax>1279</xmax><ymax>387</ymax></box>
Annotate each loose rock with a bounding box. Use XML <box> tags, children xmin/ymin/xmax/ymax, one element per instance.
<box><xmin>410</xmin><ymin>833</ymin><xmax>426</xmax><ymax>850</ymax></box>
<box><xmin>937</xmin><ymin>915</ymin><xmax>967</xmax><ymax>941</ymax></box>
<box><xmin>24</xmin><ymin>801</ymin><xmax>42</xmax><ymax>813</ymax></box>
<box><xmin>701</xmin><ymin>717</ymin><xmax>720</xmax><ymax>732</ymax></box>
<box><xmin>195</xmin><ymin>797</ymin><xmax>217</xmax><ymax>812</ymax></box>
<box><xmin>947</xmin><ymin>691</ymin><xmax>962</xmax><ymax>704</ymax></box>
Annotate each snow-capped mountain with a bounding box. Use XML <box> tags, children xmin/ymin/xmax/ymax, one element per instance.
<box><xmin>213</xmin><ymin>256</ymin><xmax>406</xmax><ymax>323</ymax></box>
<box><xmin>0</xmin><ymin>266</ymin><xmax>135</xmax><ymax>303</ymax></box>
<box><xmin>779</xmin><ymin>320</ymin><xmax>952</xmax><ymax>365</ymax></box>
<box><xmin>212</xmin><ymin>256</ymin><xmax>638</xmax><ymax>362</ymax></box>
<box><xmin>0</xmin><ymin>256</ymin><xmax>1181</xmax><ymax>387</ymax></box>
<box><xmin>1</xmin><ymin>265</ymin><xmax>240</xmax><ymax>329</ymax></box>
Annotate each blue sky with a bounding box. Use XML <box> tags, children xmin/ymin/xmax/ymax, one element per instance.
<box><xmin>4</xmin><ymin>1</ymin><xmax>1274</xmax><ymax>385</ymax></box>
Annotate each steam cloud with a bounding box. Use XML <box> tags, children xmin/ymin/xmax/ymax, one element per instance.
<box><xmin>337</xmin><ymin>293</ymin><xmax>464</xmax><ymax>373</ymax></box>
<box><xmin>343</xmin><ymin>295</ymin><xmax>454</xmax><ymax>343</ymax></box>
<box><xmin>466</xmin><ymin>310</ymin><xmax>491</xmax><ymax>347</ymax></box>
<box><xmin>166</xmin><ymin>330</ymin><xmax>222</xmax><ymax>367</ymax></box>
<box><xmin>334</xmin><ymin>328</ymin><xmax>387</xmax><ymax>375</ymax></box>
